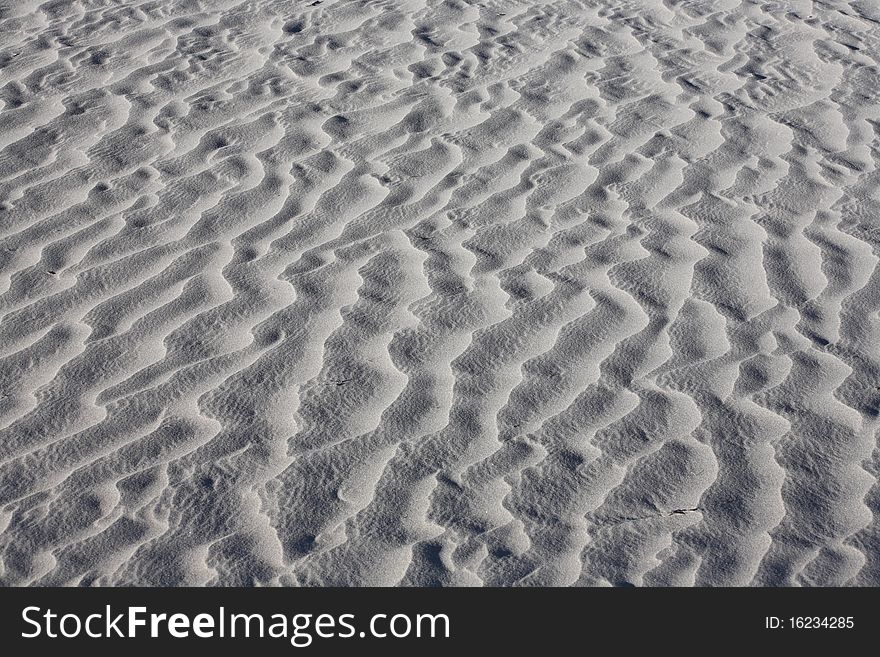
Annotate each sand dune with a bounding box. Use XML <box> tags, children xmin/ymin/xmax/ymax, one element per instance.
<box><xmin>0</xmin><ymin>0</ymin><xmax>878</xmax><ymax>586</ymax></box>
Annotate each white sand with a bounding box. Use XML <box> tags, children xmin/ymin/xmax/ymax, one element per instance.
<box><xmin>0</xmin><ymin>0</ymin><xmax>878</xmax><ymax>586</ymax></box>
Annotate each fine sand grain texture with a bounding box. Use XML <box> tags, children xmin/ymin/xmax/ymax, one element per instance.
<box><xmin>1</xmin><ymin>0</ymin><xmax>879</xmax><ymax>586</ymax></box>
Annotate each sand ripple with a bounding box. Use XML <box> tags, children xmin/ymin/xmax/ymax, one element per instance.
<box><xmin>1</xmin><ymin>0</ymin><xmax>878</xmax><ymax>586</ymax></box>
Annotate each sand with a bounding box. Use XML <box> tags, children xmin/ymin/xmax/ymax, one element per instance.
<box><xmin>0</xmin><ymin>0</ymin><xmax>878</xmax><ymax>587</ymax></box>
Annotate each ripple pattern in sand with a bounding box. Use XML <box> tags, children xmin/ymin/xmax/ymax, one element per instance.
<box><xmin>1</xmin><ymin>0</ymin><xmax>878</xmax><ymax>586</ymax></box>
